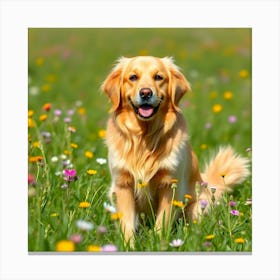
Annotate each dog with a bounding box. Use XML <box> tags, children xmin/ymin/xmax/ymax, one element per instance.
<box><xmin>101</xmin><ymin>56</ymin><xmax>249</xmax><ymax>245</ymax></box>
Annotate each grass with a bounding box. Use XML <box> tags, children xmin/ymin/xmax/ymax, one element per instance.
<box><xmin>28</xmin><ymin>28</ymin><xmax>252</xmax><ymax>252</ymax></box>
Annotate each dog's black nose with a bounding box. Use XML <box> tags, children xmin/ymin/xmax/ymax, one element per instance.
<box><xmin>139</xmin><ymin>88</ymin><xmax>153</xmax><ymax>100</ymax></box>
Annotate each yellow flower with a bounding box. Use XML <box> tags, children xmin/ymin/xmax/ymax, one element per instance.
<box><xmin>29</xmin><ymin>156</ymin><xmax>43</xmax><ymax>163</ymax></box>
<box><xmin>192</xmin><ymin>219</ymin><xmax>198</xmax><ymax>224</ymax></box>
<box><xmin>200</xmin><ymin>143</ymin><xmax>207</xmax><ymax>150</ymax></box>
<box><xmin>234</xmin><ymin>237</ymin><xmax>245</xmax><ymax>244</ymax></box>
<box><xmin>98</xmin><ymin>129</ymin><xmax>106</xmax><ymax>138</ymax></box>
<box><xmin>172</xmin><ymin>200</ymin><xmax>184</xmax><ymax>208</ymax></box>
<box><xmin>39</xmin><ymin>114</ymin><xmax>47</xmax><ymax>121</ymax></box>
<box><xmin>85</xmin><ymin>151</ymin><xmax>94</xmax><ymax>158</ymax></box>
<box><xmin>41</xmin><ymin>84</ymin><xmax>51</xmax><ymax>92</ymax></box>
<box><xmin>212</xmin><ymin>104</ymin><xmax>223</xmax><ymax>113</ymax></box>
<box><xmin>239</xmin><ymin>69</ymin><xmax>249</xmax><ymax>78</ymax></box>
<box><xmin>205</xmin><ymin>234</ymin><xmax>215</xmax><ymax>240</ymax></box>
<box><xmin>45</xmin><ymin>74</ymin><xmax>57</xmax><ymax>83</ymax></box>
<box><xmin>28</xmin><ymin>110</ymin><xmax>34</xmax><ymax>117</ymax></box>
<box><xmin>56</xmin><ymin>240</ymin><xmax>75</xmax><ymax>252</ymax></box>
<box><xmin>87</xmin><ymin>169</ymin><xmax>97</xmax><ymax>175</ymax></box>
<box><xmin>36</xmin><ymin>57</ymin><xmax>44</xmax><ymax>66</ymax></box>
<box><xmin>28</xmin><ymin>118</ymin><xmax>35</xmax><ymax>128</ymax></box>
<box><xmin>77</xmin><ymin>107</ymin><xmax>86</xmax><ymax>116</ymax></box>
<box><xmin>32</xmin><ymin>141</ymin><xmax>40</xmax><ymax>148</ymax></box>
<box><xmin>111</xmin><ymin>212</ymin><xmax>123</xmax><ymax>220</ymax></box>
<box><xmin>170</xmin><ymin>178</ymin><xmax>178</xmax><ymax>184</ymax></box>
<box><xmin>71</xmin><ymin>143</ymin><xmax>78</xmax><ymax>149</ymax></box>
<box><xmin>50</xmin><ymin>212</ymin><xmax>59</xmax><ymax>217</ymax></box>
<box><xmin>137</xmin><ymin>181</ymin><xmax>148</xmax><ymax>188</ymax></box>
<box><xmin>223</xmin><ymin>91</ymin><xmax>233</xmax><ymax>100</ymax></box>
<box><xmin>88</xmin><ymin>245</ymin><xmax>101</xmax><ymax>252</ymax></box>
<box><xmin>184</xmin><ymin>194</ymin><xmax>193</xmax><ymax>200</ymax></box>
<box><xmin>79</xmin><ymin>201</ymin><xmax>90</xmax><ymax>208</ymax></box>
<box><xmin>64</xmin><ymin>149</ymin><xmax>71</xmax><ymax>155</ymax></box>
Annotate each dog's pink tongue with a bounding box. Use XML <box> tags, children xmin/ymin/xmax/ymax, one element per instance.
<box><xmin>139</xmin><ymin>106</ymin><xmax>154</xmax><ymax>118</ymax></box>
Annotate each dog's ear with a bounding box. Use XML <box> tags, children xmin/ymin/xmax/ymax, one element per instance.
<box><xmin>162</xmin><ymin>57</ymin><xmax>191</xmax><ymax>112</ymax></box>
<box><xmin>101</xmin><ymin>57</ymin><xmax>129</xmax><ymax>112</ymax></box>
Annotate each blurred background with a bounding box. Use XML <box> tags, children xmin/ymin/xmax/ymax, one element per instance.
<box><xmin>28</xmin><ymin>28</ymin><xmax>251</xmax><ymax>156</ymax></box>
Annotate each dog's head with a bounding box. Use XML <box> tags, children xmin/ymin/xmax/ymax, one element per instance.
<box><xmin>101</xmin><ymin>56</ymin><xmax>190</xmax><ymax>121</ymax></box>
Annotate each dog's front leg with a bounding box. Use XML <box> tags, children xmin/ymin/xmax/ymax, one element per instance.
<box><xmin>111</xmin><ymin>171</ymin><xmax>135</xmax><ymax>245</ymax></box>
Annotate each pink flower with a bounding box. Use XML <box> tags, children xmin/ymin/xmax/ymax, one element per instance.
<box><xmin>70</xmin><ymin>234</ymin><xmax>82</xmax><ymax>243</ymax></box>
<box><xmin>169</xmin><ymin>239</ymin><xmax>184</xmax><ymax>247</ymax></box>
<box><xmin>229</xmin><ymin>201</ymin><xmax>236</xmax><ymax>207</ymax></box>
<box><xmin>230</xmin><ymin>210</ymin><xmax>240</xmax><ymax>216</ymax></box>
<box><xmin>63</xmin><ymin>169</ymin><xmax>78</xmax><ymax>181</ymax></box>
<box><xmin>228</xmin><ymin>115</ymin><xmax>237</xmax><ymax>123</ymax></box>
<box><xmin>102</xmin><ymin>244</ymin><xmax>118</xmax><ymax>252</ymax></box>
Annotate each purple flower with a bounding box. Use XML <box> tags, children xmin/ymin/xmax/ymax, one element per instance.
<box><xmin>64</xmin><ymin>117</ymin><xmax>71</xmax><ymax>123</ymax></box>
<box><xmin>228</xmin><ymin>115</ymin><xmax>237</xmax><ymax>123</ymax></box>
<box><xmin>63</xmin><ymin>169</ymin><xmax>78</xmax><ymax>181</ymax></box>
<box><xmin>205</xmin><ymin>122</ymin><xmax>212</xmax><ymax>129</ymax></box>
<box><xmin>200</xmin><ymin>199</ymin><xmax>208</xmax><ymax>210</ymax></box>
<box><xmin>230</xmin><ymin>210</ymin><xmax>240</xmax><ymax>216</ymax></box>
<box><xmin>54</xmin><ymin>109</ymin><xmax>62</xmax><ymax>117</ymax></box>
<box><xmin>229</xmin><ymin>201</ymin><xmax>236</xmax><ymax>207</ymax></box>
<box><xmin>102</xmin><ymin>244</ymin><xmax>118</xmax><ymax>252</ymax></box>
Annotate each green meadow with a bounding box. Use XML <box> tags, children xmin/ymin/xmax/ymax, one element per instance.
<box><xmin>28</xmin><ymin>28</ymin><xmax>252</xmax><ymax>252</ymax></box>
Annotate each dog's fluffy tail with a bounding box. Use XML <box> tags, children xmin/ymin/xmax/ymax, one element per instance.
<box><xmin>201</xmin><ymin>146</ymin><xmax>250</xmax><ymax>199</ymax></box>
<box><xmin>188</xmin><ymin>146</ymin><xmax>250</xmax><ymax>219</ymax></box>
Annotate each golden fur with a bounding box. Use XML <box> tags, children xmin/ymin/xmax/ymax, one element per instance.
<box><xmin>101</xmin><ymin>56</ymin><xmax>249</xmax><ymax>244</ymax></box>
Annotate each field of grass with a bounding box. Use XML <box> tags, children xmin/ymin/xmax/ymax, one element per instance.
<box><xmin>28</xmin><ymin>28</ymin><xmax>252</xmax><ymax>252</ymax></box>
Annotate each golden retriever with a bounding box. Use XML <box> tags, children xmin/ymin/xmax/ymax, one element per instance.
<box><xmin>101</xmin><ymin>56</ymin><xmax>249</xmax><ymax>245</ymax></box>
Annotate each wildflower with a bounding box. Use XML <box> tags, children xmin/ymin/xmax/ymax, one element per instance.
<box><xmin>245</xmin><ymin>198</ymin><xmax>252</xmax><ymax>206</ymax></box>
<box><xmin>29</xmin><ymin>86</ymin><xmax>39</xmax><ymax>96</ymax></box>
<box><xmin>64</xmin><ymin>117</ymin><xmax>71</xmax><ymax>123</ymax></box>
<box><xmin>85</xmin><ymin>151</ymin><xmax>94</xmax><ymax>158</ymax></box>
<box><xmin>102</xmin><ymin>244</ymin><xmax>118</xmax><ymax>252</ymax></box>
<box><xmin>203</xmin><ymin>241</ymin><xmax>212</xmax><ymax>248</ymax></box>
<box><xmin>205</xmin><ymin>234</ymin><xmax>215</xmax><ymax>240</ymax></box>
<box><xmin>71</xmin><ymin>143</ymin><xmax>78</xmax><ymax>149</ymax></box>
<box><xmin>230</xmin><ymin>210</ymin><xmax>240</xmax><ymax>216</ymax></box>
<box><xmin>209</xmin><ymin>91</ymin><xmax>218</xmax><ymax>99</ymax></box>
<box><xmin>205</xmin><ymin>122</ymin><xmax>212</xmax><ymax>129</ymax></box>
<box><xmin>169</xmin><ymin>239</ymin><xmax>184</xmax><ymax>247</ymax></box>
<box><xmin>51</xmin><ymin>156</ymin><xmax>59</xmax><ymax>163</ymax></box>
<box><xmin>87</xmin><ymin>169</ymin><xmax>97</xmax><ymax>175</ymax></box>
<box><xmin>35</xmin><ymin>57</ymin><xmax>44</xmax><ymax>66</ymax></box>
<box><xmin>79</xmin><ymin>201</ymin><xmax>90</xmax><ymax>208</ymax></box>
<box><xmin>103</xmin><ymin>202</ymin><xmax>116</xmax><ymax>213</ymax></box>
<box><xmin>50</xmin><ymin>212</ymin><xmax>59</xmax><ymax>217</ymax></box>
<box><xmin>70</xmin><ymin>234</ymin><xmax>82</xmax><ymax>243</ymax></box>
<box><xmin>67</xmin><ymin>109</ymin><xmax>75</xmax><ymax>116</ymax></box>
<box><xmin>137</xmin><ymin>181</ymin><xmax>148</xmax><ymax>188</ymax></box>
<box><xmin>29</xmin><ymin>156</ymin><xmax>43</xmax><ymax>163</ymax></box>
<box><xmin>239</xmin><ymin>69</ymin><xmax>249</xmax><ymax>78</ymax></box>
<box><xmin>96</xmin><ymin>158</ymin><xmax>107</xmax><ymax>165</ymax></box>
<box><xmin>28</xmin><ymin>118</ymin><xmax>35</xmax><ymax>128</ymax></box>
<box><xmin>228</xmin><ymin>115</ymin><xmax>237</xmax><ymax>123</ymax></box>
<box><xmin>97</xmin><ymin>226</ymin><xmax>107</xmax><ymax>234</ymax></box>
<box><xmin>56</xmin><ymin>240</ymin><xmax>75</xmax><ymax>252</ymax></box>
<box><xmin>54</xmin><ymin>109</ymin><xmax>62</xmax><ymax>117</ymax></box>
<box><xmin>64</xmin><ymin>150</ymin><xmax>71</xmax><ymax>155</ymax></box>
<box><xmin>170</xmin><ymin>178</ymin><xmax>178</xmax><ymax>184</ymax></box>
<box><xmin>32</xmin><ymin>141</ymin><xmax>40</xmax><ymax>148</ymax></box>
<box><xmin>223</xmin><ymin>91</ymin><xmax>233</xmax><ymax>100</ymax></box>
<box><xmin>200</xmin><ymin>143</ymin><xmax>207</xmax><ymax>150</ymax></box>
<box><xmin>28</xmin><ymin>187</ymin><xmax>36</xmax><ymax>197</ymax></box>
<box><xmin>111</xmin><ymin>212</ymin><xmax>123</xmax><ymax>220</ymax></box>
<box><xmin>77</xmin><ymin>107</ymin><xmax>86</xmax><ymax>116</ymax></box>
<box><xmin>88</xmin><ymin>245</ymin><xmax>101</xmax><ymax>252</ymax></box>
<box><xmin>76</xmin><ymin>220</ymin><xmax>94</xmax><ymax>231</ymax></box>
<box><xmin>210</xmin><ymin>186</ymin><xmax>216</xmax><ymax>194</ymax></box>
<box><xmin>68</xmin><ymin>126</ymin><xmax>76</xmax><ymax>133</ymax></box>
<box><xmin>42</xmin><ymin>103</ymin><xmax>52</xmax><ymax>111</ymax></box>
<box><xmin>234</xmin><ymin>237</ymin><xmax>245</xmax><ymax>244</ymax></box>
<box><xmin>28</xmin><ymin>174</ymin><xmax>36</xmax><ymax>185</ymax></box>
<box><xmin>39</xmin><ymin>114</ymin><xmax>47</xmax><ymax>121</ymax></box>
<box><xmin>98</xmin><ymin>129</ymin><xmax>106</xmax><ymax>138</ymax></box>
<box><xmin>41</xmin><ymin>84</ymin><xmax>51</xmax><ymax>92</ymax></box>
<box><xmin>200</xmin><ymin>199</ymin><xmax>208</xmax><ymax>210</ymax></box>
<box><xmin>184</xmin><ymin>194</ymin><xmax>193</xmax><ymax>200</ymax></box>
<box><xmin>172</xmin><ymin>200</ymin><xmax>184</xmax><ymax>208</ymax></box>
<box><xmin>246</xmin><ymin>147</ymin><xmax>252</xmax><ymax>153</ymax></box>
<box><xmin>212</xmin><ymin>104</ymin><xmax>223</xmax><ymax>113</ymax></box>
<box><xmin>63</xmin><ymin>169</ymin><xmax>78</xmax><ymax>182</ymax></box>
<box><xmin>60</xmin><ymin>154</ymin><xmax>67</xmax><ymax>160</ymax></box>
<box><xmin>229</xmin><ymin>201</ymin><xmax>236</xmax><ymax>207</ymax></box>
<box><xmin>61</xmin><ymin>183</ymin><xmax>68</xmax><ymax>189</ymax></box>
<box><xmin>28</xmin><ymin>110</ymin><xmax>34</xmax><ymax>117</ymax></box>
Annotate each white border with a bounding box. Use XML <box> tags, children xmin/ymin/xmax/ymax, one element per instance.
<box><xmin>1</xmin><ymin>0</ymin><xmax>279</xmax><ymax>279</ymax></box>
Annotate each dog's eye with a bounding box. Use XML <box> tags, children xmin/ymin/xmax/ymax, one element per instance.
<box><xmin>129</xmin><ymin>74</ymin><xmax>138</xmax><ymax>81</ymax></box>
<box><xmin>154</xmin><ymin>74</ymin><xmax>163</xmax><ymax>81</ymax></box>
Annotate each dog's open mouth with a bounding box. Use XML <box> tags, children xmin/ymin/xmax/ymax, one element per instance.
<box><xmin>129</xmin><ymin>99</ymin><xmax>161</xmax><ymax>119</ymax></box>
